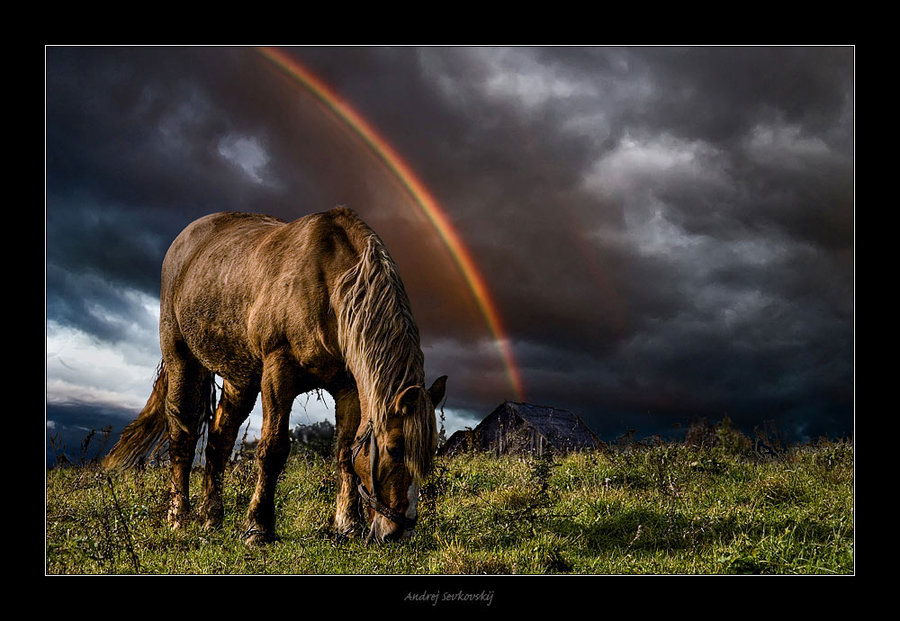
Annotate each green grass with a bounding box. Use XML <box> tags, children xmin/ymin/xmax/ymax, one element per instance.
<box><xmin>45</xmin><ymin>438</ymin><xmax>853</xmax><ymax>575</ymax></box>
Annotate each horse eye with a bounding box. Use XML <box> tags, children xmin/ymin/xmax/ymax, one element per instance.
<box><xmin>387</xmin><ymin>446</ymin><xmax>404</xmax><ymax>461</ymax></box>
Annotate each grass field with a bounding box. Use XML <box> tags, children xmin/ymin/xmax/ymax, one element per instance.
<box><xmin>45</xmin><ymin>425</ymin><xmax>854</xmax><ymax>577</ymax></box>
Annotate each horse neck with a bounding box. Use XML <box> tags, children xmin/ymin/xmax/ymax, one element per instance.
<box><xmin>332</xmin><ymin>227</ymin><xmax>425</xmax><ymax>433</ymax></box>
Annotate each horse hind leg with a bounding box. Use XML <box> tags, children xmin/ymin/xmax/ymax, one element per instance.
<box><xmin>201</xmin><ymin>379</ymin><xmax>258</xmax><ymax>530</ymax></box>
<box><xmin>163</xmin><ymin>356</ymin><xmax>214</xmax><ymax>529</ymax></box>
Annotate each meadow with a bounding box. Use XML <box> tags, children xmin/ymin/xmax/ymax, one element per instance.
<box><xmin>45</xmin><ymin>422</ymin><xmax>853</xmax><ymax>576</ymax></box>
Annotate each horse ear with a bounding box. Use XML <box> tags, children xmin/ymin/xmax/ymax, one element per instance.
<box><xmin>428</xmin><ymin>375</ymin><xmax>447</xmax><ymax>407</ymax></box>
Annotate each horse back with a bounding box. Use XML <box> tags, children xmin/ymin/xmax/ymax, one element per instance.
<box><xmin>160</xmin><ymin>209</ymin><xmax>364</xmax><ymax>385</ymax></box>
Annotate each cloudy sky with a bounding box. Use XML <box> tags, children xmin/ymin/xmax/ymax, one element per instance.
<box><xmin>45</xmin><ymin>46</ymin><xmax>853</xmax><ymax>461</ymax></box>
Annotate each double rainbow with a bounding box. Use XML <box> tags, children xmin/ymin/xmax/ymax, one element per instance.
<box><xmin>257</xmin><ymin>46</ymin><xmax>525</xmax><ymax>401</ymax></box>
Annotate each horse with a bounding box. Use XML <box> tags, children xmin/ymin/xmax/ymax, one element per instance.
<box><xmin>103</xmin><ymin>207</ymin><xmax>447</xmax><ymax>544</ymax></box>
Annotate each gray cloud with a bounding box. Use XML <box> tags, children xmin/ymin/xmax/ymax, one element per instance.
<box><xmin>45</xmin><ymin>46</ymin><xmax>853</xmax><ymax>444</ymax></box>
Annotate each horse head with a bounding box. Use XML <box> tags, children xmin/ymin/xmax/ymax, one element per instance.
<box><xmin>352</xmin><ymin>375</ymin><xmax>446</xmax><ymax>542</ymax></box>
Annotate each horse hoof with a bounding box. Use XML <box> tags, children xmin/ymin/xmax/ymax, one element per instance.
<box><xmin>168</xmin><ymin>512</ymin><xmax>189</xmax><ymax>530</ymax></box>
<box><xmin>203</xmin><ymin>517</ymin><xmax>222</xmax><ymax>531</ymax></box>
<box><xmin>243</xmin><ymin>528</ymin><xmax>278</xmax><ymax>546</ymax></box>
<box><xmin>333</xmin><ymin>526</ymin><xmax>358</xmax><ymax>542</ymax></box>
<box><xmin>201</xmin><ymin>502</ymin><xmax>224</xmax><ymax>530</ymax></box>
<box><xmin>334</xmin><ymin>515</ymin><xmax>362</xmax><ymax>538</ymax></box>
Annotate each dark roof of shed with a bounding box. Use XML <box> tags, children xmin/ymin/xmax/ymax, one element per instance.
<box><xmin>500</xmin><ymin>402</ymin><xmax>600</xmax><ymax>449</ymax></box>
<box><xmin>440</xmin><ymin>401</ymin><xmax>599</xmax><ymax>453</ymax></box>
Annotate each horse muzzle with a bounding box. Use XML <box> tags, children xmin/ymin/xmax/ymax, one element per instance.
<box><xmin>352</xmin><ymin>421</ymin><xmax>419</xmax><ymax>543</ymax></box>
<box><xmin>367</xmin><ymin>517</ymin><xmax>415</xmax><ymax>543</ymax></box>
<box><xmin>359</xmin><ymin>480</ymin><xmax>418</xmax><ymax>543</ymax></box>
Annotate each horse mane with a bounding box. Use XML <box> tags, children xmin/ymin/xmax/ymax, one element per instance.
<box><xmin>331</xmin><ymin>209</ymin><xmax>436</xmax><ymax>482</ymax></box>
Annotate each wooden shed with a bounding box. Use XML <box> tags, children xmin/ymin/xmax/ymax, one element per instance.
<box><xmin>439</xmin><ymin>401</ymin><xmax>601</xmax><ymax>457</ymax></box>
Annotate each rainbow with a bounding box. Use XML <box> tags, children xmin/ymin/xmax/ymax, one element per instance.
<box><xmin>256</xmin><ymin>46</ymin><xmax>525</xmax><ymax>401</ymax></box>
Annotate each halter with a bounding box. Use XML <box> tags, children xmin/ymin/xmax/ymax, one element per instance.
<box><xmin>350</xmin><ymin>420</ymin><xmax>418</xmax><ymax>533</ymax></box>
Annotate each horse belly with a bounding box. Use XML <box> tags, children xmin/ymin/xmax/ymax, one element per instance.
<box><xmin>170</xmin><ymin>287</ymin><xmax>263</xmax><ymax>385</ymax></box>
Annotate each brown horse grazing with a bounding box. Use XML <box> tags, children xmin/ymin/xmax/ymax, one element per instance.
<box><xmin>104</xmin><ymin>207</ymin><xmax>447</xmax><ymax>544</ymax></box>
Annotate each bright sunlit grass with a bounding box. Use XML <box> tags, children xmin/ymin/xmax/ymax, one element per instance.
<box><xmin>46</xmin><ymin>434</ymin><xmax>853</xmax><ymax>575</ymax></box>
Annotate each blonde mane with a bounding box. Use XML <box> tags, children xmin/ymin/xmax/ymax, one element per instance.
<box><xmin>332</xmin><ymin>216</ymin><xmax>436</xmax><ymax>481</ymax></box>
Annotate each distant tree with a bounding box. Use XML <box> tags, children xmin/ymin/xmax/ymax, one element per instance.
<box><xmin>715</xmin><ymin>415</ymin><xmax>752</xmax><ymax>455</ymax></box>
<box><xmin>290</xmin><ymin>420</ymin><xmax>335</xmax><ymax>458</ymax></box>
<box><xmin>685</xmin><ymin>418</ymin><xmax>718</xmax><ymax>450</ymax></box>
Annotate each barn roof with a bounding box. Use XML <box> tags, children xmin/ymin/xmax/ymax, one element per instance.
<box><xmin>440</xmin><ymin>401</ymin><xmax>601</xmax><ymax>456</ymax></box>
<box><xmin>501</xmin><ymin>402</ymin><xmax>600</xmax><ymax>451</ymax></box>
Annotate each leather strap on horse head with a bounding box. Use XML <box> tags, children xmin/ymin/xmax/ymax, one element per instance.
<box><xmin>351</xmin><ymin>420</ymin><xmax>417</xmax><ymax>532</ymax></box>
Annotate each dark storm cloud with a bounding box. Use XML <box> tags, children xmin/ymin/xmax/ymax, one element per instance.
<box><xmin>47</xmin><ymin>403</ymin><xmax>137</xmax><ymax>466</ymax></box>
<box><xmin>45</xmin><ymin>46</ymin><xmax>853</xmax><ymax>443</ymax></box>
<box><xmin>47</xmin><ymin>48</ymin><xmax>283</xmax><ymax>214</ymax></box>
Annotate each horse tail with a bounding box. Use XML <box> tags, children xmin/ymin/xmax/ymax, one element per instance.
<box><xmin>103</xmin><ymin>361</ymin><xmax>170</xmax><ymax>470</ymax></box>
<box><xmin>103</xmin><ymin>361</ymin><xmax>217</xmax><ymax>470</ymax></box>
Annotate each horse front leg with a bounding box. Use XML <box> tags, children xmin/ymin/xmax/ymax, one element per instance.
<box><xmin>244</xmin><ymin>354</ymin><xmax>296</xmax><ymax>546</ymax></box>
<box><xmin>333</xmin><ymin>387</ymin><xmax>363</xmax><ymax>537</ymax></box>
